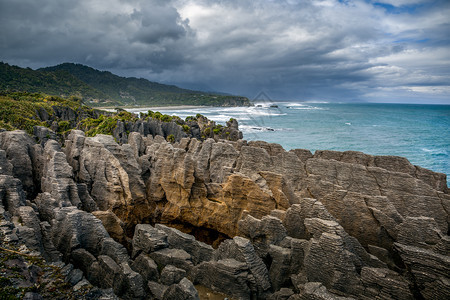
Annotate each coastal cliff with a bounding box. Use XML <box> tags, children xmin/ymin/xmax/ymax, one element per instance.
<box><xmin>0</xmin><ymin>122</ymin><xmax>448</xmax><ymax>298</ymax></box>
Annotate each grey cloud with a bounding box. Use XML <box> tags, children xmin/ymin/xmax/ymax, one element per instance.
<box><xmin>0</xmin><ymin>0</ymin><xmax>449</xmax><ymax>103</ymax></box>
<box><xmin>131</xmin><ymin>2</ymin><xmax>189</xmax><ymax>44</ymax></box>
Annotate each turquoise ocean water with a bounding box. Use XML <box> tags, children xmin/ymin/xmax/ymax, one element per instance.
<box><xmin>129</xmin><ymin>102</ymin><xmax>450</xmax><ymax>186</ymax></box>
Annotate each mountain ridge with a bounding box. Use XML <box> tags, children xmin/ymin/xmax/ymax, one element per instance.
<box><xmin>0</xmin><ymin>62</ymin><xmax>251</xmax><ymax>107</ymax></box>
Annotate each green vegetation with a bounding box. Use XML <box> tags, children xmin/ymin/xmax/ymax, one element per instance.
<box><xmin>203</xmin><ymin>127</ymin><xmax>211</xmax><ymax>136</ymax></box>
<box><xmin>213</xmin><ymin>125</ymin><xmax>223</xmax><ymax>134</ymax></box>
<box><xmin>144</xmin><ymin>110</ymin><xmax>179</xmax><ymax>122</ymax></box>
<box><xmin>57</xmin><ymin>120</ymin><xmax>71</xmax><ymax>133</ymax></box>
<box><xmin>0</xmin><ymin>62</ymin><xmax>251</xmax><ymax>107</ymax></box>
<box><xmin>0</xmin><ymin>91</ymin><xmax>193</xmax><ymax>141</ymax></box>
<box><xmin>185</xmin><ymin>116</ymin><xmax>197</xmax><ymax>122</ymax></box>
<box><xmin>0</xmin><ymin>90</ymin><xmax>239</xmax><ymax>144</ymax></box>
<box><xmin>80</xmin><ymin>111</ymin><xmax>138</xmax><ymax>137</ymax></box>
<box><xmin>182</xmin><ymin>125</ymin><xmax>190</xmax><ymax>133</ymax></box>
<box><xmin>80</xmin><ymin>115</ymin><xmax>117</xmax><ymax>137</ymax></box>
<box><xmin>167</xmin><ymin>134</ymin><xmax>175</xmax><ymax>143</ymax></box>
<box><xmin>0</xmin><ymin>91</ymin><xmax>87</xmax><ymax>134</ymax></box>
<box><xmin>0</xmin><ymin>63</ymin><xmax>109</xmax><ymax>104</ymax></box>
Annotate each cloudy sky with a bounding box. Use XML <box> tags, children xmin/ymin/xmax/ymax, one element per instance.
<box><xmin>1</xmin><ymin>0</ymin><xmax>449</xmax><ymax>104</ymax></box>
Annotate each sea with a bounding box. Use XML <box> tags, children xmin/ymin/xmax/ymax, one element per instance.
<box><xmin>128</xmin><ymin>102</ymin><xmax>450</xmax><ymax>186</ymax></box>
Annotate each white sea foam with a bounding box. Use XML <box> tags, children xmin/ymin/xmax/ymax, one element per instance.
<box><xmin>239</xmin><ymin>125</ymin><xmax>277</xmax><ymax>133</ymax></box>
<box><xmin>304</xmin><ymin>100</ymin><xmax>329</xmax><ymax>104</ymax></box>
<box><xmin>277</xmin><ymin>102</ymin><xmax>306</xmax><ymax>107</ymax></box>
<box><xmin>421</xmin><ymin>148</ymin><xmax>448</xmax><ymax>156</ymax></box>
<box><xmin>291</xmin><ymin>106</ymin><xmax>323</xmax><ymax>110</ymax></box>
<box><xmin>207</xmin><ymin>114</ymin><xmax>236</xmax><ymax>122</ymax></box>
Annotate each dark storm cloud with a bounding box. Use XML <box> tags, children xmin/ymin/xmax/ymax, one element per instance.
<box><xmin>0</xmin><ymin>0</ymin><xmax>192</xmax><ymax>71</ymax></box>
<box><xmin>0</xmin><ymin>0</ymin><xmax>449</xmax><ymax>103</ymax></box>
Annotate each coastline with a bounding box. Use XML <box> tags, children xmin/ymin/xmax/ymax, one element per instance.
<box><xmin>96</xmin><ymin>105</ymin><xmax>208</xmax><ymax>112</ymax></box>
<box><xmin>0</xmin><ymin>96</ymin><xmax>448</xmax><ymax>299</ymax></box>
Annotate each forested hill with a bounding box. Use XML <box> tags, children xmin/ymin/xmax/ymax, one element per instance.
<box><xmin>0</xmin><ymin>62</ymin><xmax>251</xmax><ymax>107</ymax></box>
<box><xmin>0</xmin><ymin>62</ymin><xmax>108</xmax><ymax>101</ymax></box>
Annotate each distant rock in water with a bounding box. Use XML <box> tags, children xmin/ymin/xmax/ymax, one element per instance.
<box><xmin>0</xmin><ymin>112</ymin><xmax>448</xmax><ymax>298</ymax></box>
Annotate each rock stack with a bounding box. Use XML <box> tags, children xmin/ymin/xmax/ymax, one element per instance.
<box><xmin>0</xmin><ymin>127</ymin><xmax>448</xmax><ymax>299</ymax></box>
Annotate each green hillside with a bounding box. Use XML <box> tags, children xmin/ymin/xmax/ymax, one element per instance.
<box><xmin>0</xmin><ymin>62</ymin><xmax>109</xmax><ymax>102</ymax></box>
<box><xmin>0</xmin><ymin>62</ymin><xmax>250</xmax><ymax>107</ymax></box>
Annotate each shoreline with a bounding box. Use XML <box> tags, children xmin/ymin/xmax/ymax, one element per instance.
<box><xmin>95</xmin><ymin>105</ymin><xmax>208</xmax><ymax>112</ymax></box>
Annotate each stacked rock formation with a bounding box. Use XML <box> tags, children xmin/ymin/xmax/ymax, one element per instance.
<box><xmin>0</xmin><ymin>126</ymin><xmax>448</xmax><ymax>299</ymax></box>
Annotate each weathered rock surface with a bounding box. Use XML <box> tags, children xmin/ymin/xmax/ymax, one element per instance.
<box><xmin>191</xmin><ymin>259</ymin><xmax>253</xmax><ymax>299</ymax></box>
<box><xmin>0</xmin><ymin>130</ymin><xmax>41</xmax><ymax>198</ymax></box>
<box><xmin>0</xmin><ymin>127</ymin><xmax>448</xmax><ymax>299</ymax></box>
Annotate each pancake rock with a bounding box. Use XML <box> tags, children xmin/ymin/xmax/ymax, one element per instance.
<box><xmin>0</xmin><ymin>125</ymin><xmax>448</xmax><ymax>299</ymax></box>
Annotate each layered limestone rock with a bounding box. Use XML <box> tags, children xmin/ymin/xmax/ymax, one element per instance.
<box><xmin>0</xmin><ymin>130</ymin><xmax>42</xmax><ymax>198</ymax></box>
<box><xmin>64</xmin><ymin>131</ymin><xmax>149</xmax><ymax>235</ymax></box>
<box><xmin>0</xmin><ymin>127</ymin><xmax>448</xmax><ymax>299</ymax></box>
<box><xmin>64</xmin><ymin>132</ymin><xmax>293</xmax><ymax>239</ymax></box>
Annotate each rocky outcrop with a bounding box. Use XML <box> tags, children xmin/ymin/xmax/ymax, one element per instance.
<box><xmin>106</xmin><ymin>113</ymin><xmax>243</xmax><ymax>145</ymax></box>
<box><xmin>0</xmin><ymin>127</ymin><xmax>448</xmax><ymax>299</ymax></box>
<box><xmin>0</xmin><ymin>130</ymin><xmax>42</xmax><ymax>198</ymax></box>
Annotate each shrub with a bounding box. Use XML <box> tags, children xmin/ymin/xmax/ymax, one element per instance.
<box><xmin>182</xmin><ymin>125</ymin><xmax>190</xmax><ymax>133</ymax></box>
<box><xmin>160</xmin><ymin>114</ymin><xmax>172</xmax><ymax>122</ymax></box>
<box><xmin>117</xmin><ymin>111</ymin><xmax>136</xmax><ymax>122</ymax></box>
<box><xmin>58</xmin><ymin>121</ymin><xmax>70</xmax><ymax>132</ymax></box>
<box><xmin>213</xmin><ymin>124</ymin><xmax>223</xmax><ymax>135</ymax></box>
<box><xmin>80</xmin><ymin>114</ymin><xmax>118</xmax><ymax>137</ymax></box>
<box><xmin>167</xmin><ymin>134</ymin><xmax>175</xmax><ymax>143</ymax></box>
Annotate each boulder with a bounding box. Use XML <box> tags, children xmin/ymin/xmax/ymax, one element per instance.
<box><xmin>132</xmin><ymin>224</ymin><xmax>168</xmax><ymax>258</ymax></box>
<box><xmin>192</xmin><ymin>259</ymin><xmax>252</xmax><ymax>300</ymax></box>
<box><xmin>267</xmin><ymin>288</ymin><xmax>295</xmax><ymax>300</ymax></box>
<box><xmin>156</xmin><ymin>224</ymin><xmax>213</xmax><ymax>265</ymax></box>
<box><xmin>131</xmin><ymin>253</ymin><xmax>159</xmax><ymax>282</ymax></box>
<box><xmin>120</xmin><ymin>262</ymin><xmax>145</xmax><ymax>299</ymax></box>
<box><xmin>162</xmin><ymin>278</ymin><xmax>199</xmax><ymax>300</ymax></box>
<box><xmin>214</xmin><ymin>236</ymin><xmax>271</xmax><ymax>293</ymax></box>
<box><xmin>294</xmin><ymin>282</ymin><xmax>355</xmax><ymax>300</ymax></box>
<box><xmin>160</xmin><ymin>265</ymin><xmax>186</xmax><ymax>285</ymax></box>
<box><xmin>148</xmin><ymin>281</ymin><xmax>168</xmax><ymax>300</ymax></box>
<box><xmin>149</xmin><ymin>248</ymin><xmax>193</xmax><ymax>272</ymax></box>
